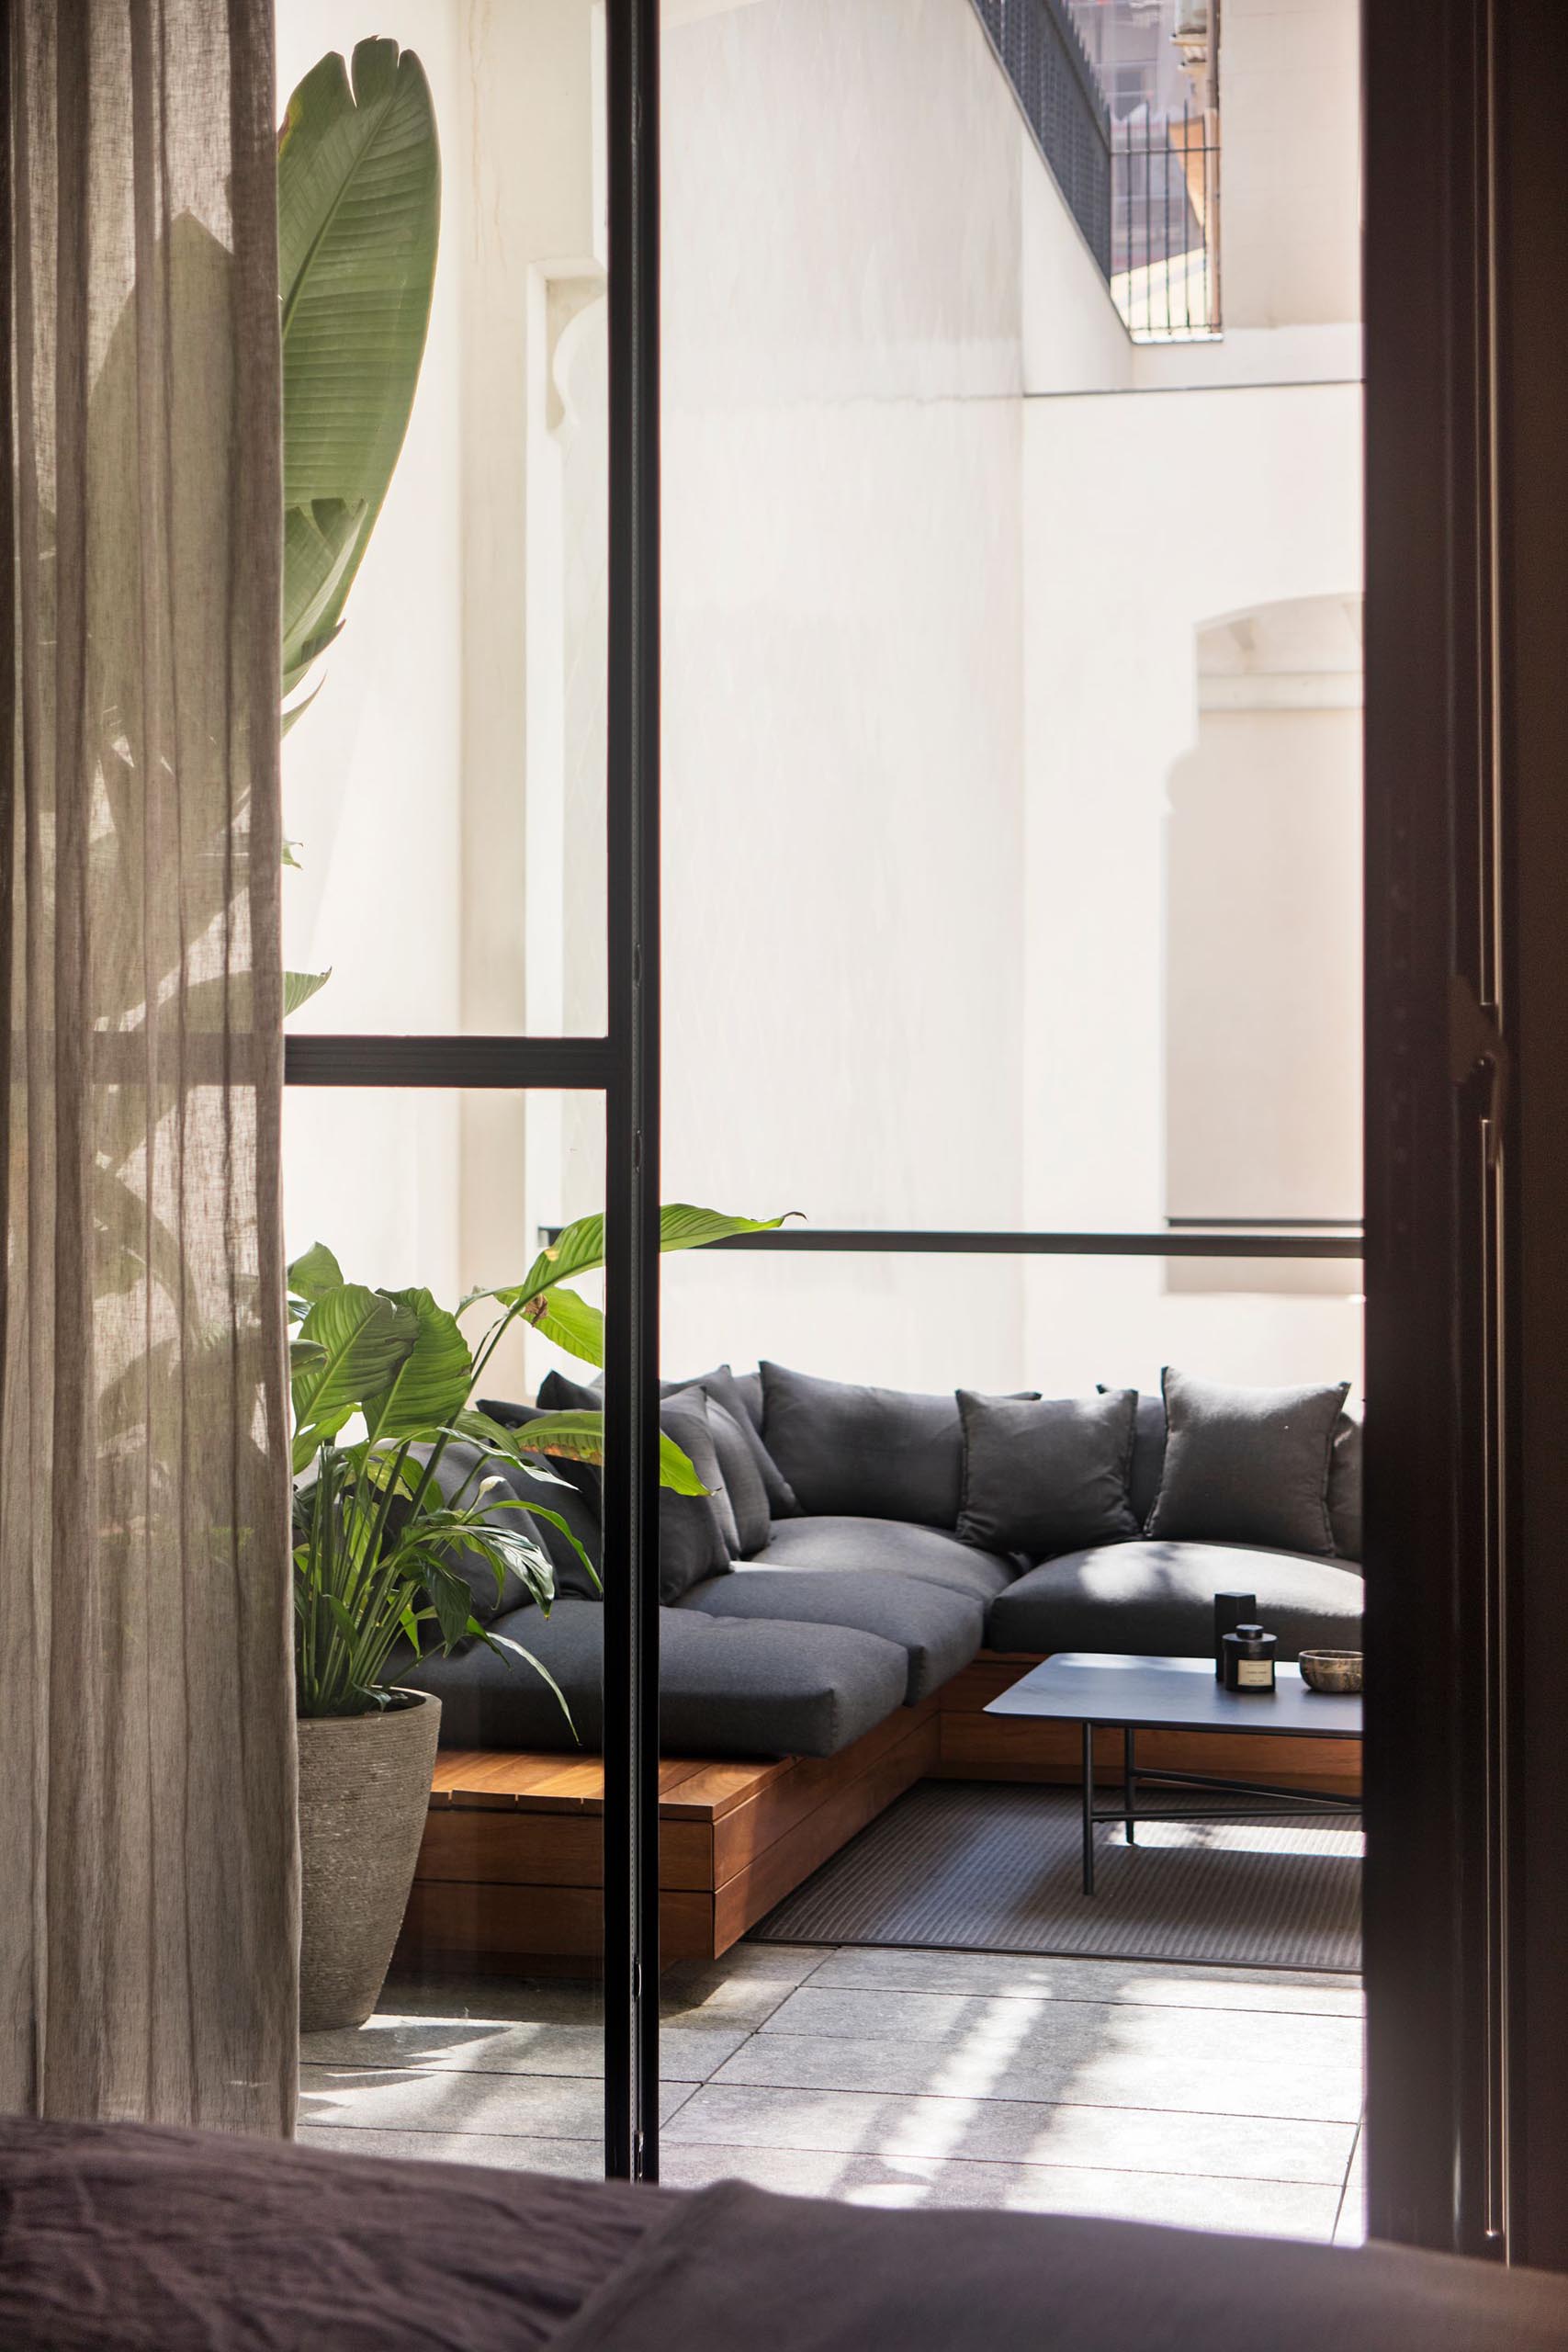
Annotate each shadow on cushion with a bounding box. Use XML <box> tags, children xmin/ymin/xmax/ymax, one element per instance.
<box><xmin>986</xmin><ymin>1540</ymin><xmax>1364</xmax><ymax>1661</ymax></box>
<box><xmin>752</xmin><ymin>1515</ymin><xmax>1021</xmax><ymax>1604</ymax></box>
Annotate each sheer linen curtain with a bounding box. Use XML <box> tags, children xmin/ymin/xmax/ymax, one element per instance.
<box><xmin>0</xmin><ymin>2</ymin><xmax>298</xmax><ymax>2132</ymax></box>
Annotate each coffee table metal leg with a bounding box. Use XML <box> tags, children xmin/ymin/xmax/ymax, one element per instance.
<box><xmin>1124</xmin><ymin>1725</ymin><xmax>1136</xmax><ymax>1846</ymax></box>
<box><xmin>1082</xmin><ymin>1720</ymin><xmax>1095</xmax><ymax>1896</ymax></box>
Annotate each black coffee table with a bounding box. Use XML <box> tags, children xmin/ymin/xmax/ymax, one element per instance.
<box><xmin>987</xmin><ymin>1651</ymin><xmax>1362</xmax><ymax>1895</ymax></box>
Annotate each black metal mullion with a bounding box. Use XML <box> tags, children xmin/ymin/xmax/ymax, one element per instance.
<box><xmin>602</xmin><ymin>0</ymin><xmax>661</xmax><ymax>2188</ymax></box>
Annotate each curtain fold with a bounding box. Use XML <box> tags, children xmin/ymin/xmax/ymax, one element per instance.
<box><xmin>0</xmin><ymin>0</ymin><xmax>297</xmax><ymax>2133</ymax></box>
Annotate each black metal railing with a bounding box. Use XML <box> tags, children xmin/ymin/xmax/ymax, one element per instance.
<box><xmin>1113</xmin><ymin>98</ymin><xmax>1221</xmax><ymax>338</ymax></box>
<box><xmin>972</xmin><ymin>0</ymin><xmax>1113</xmax><ymax>274</ymax></box>
<box><xmin>974</xmin><ymin>0</ymin><xmax>1222</xmax><ymax>341</ymax></box>
<box><xmin>545</xmin><ymin>1225</ymin><xmax>1364</xmax><ymax>1261</ymax></box>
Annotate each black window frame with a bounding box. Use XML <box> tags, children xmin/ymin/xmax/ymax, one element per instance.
<box><xmin>283</xmin><ymin>0</ymin><xmax>665</xmax><ymax>2186</ymax></box>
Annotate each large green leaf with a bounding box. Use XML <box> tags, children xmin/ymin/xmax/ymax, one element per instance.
<box><xmin>288</xmin><ymin>1241</ymin><xmax>344</xmax><ymax>1302</ymax></box>
<box><xmin>474</xmin><ymin>1205</ymin><xmax>798</xmax><ymax>1320</ymax></box>
<box><xmin>513</xmin><ymin>1409</ymin><xmax>710</xmax><ymax>1498</ymax></box>
<box><xmin>282</xmin><ymin>496</ymin><xmax>364</xmax><ymax>695</ymax></box>
<box><xmin>656</xmin><ymin>1204</ymin><xmax>801</xmax><ymax>1256</ymax></box>
<box><xmin>284</xmin><ymin>967</ymin><xmax>332</xmax><ymax>1016</ymax></box>
<box><xmin>291</xmin><ymin>1283</ymin><xmax>417</xmax><ymax>1470</ymax></box>
<box><xmin>278</xmin><ymin>39</ymin><xmax>439</xmax><ymax>688</ymax></box>
<box><xmin>522</xmin><ymin>1284</ymin><xmax>604</xmax><ymax>1367</ymax></box>
<box><xmin>361</xmin><ymin>1285</ymin><xmax>473</xmax><ymax>1443</ymax></box>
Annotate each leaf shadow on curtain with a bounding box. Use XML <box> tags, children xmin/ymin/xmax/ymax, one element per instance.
<box><xmin>0</xmin><ymin>0</ymin><xmax>298</xmax><ymax>2134</ymax></box>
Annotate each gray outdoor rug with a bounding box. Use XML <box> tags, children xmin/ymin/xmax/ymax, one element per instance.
<box><xmin>752</xmin><ymin>1779</ymin><xmax>1362</xmax><ymax>1972</ymax></box>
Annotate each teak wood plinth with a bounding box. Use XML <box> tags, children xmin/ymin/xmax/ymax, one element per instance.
<box><xmin>392</xmin><ymin>1650</ymin><xmax>1362</xmax><ymax>1975</ymax></box>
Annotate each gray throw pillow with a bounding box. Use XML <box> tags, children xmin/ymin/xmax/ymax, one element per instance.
<box><xmin>761</xmin><ymin>1362</ymin><xmax>967</xmax><ymax>1529</ymax></box>
<box><xmin>663</xmin><ymin>1363</ymin><xmax>800</xmax><ymax>1519</ymax></box>
<box><xmin>666</xmin><ymin>1381</ymin><xmax>771</xmax><ymax>1556</ymax></box>
<box><xmin>658</xmin><ymin>1386</ymin><xmax>739</xmax><ymax>1594</ymax></box>
<box><xmin>1328</xmin><ymin>1402</ymin><xmax>1362</xmax><ymax>1562</ymax></box>
<box><xmin>1100</xmin><ymin>1386</ymin><xmax>1168</xmax><ymax>1527</ymax></box>
<box><xmin>534</xmin><ymin>1368</ymin><xmax>738</xmax><ymax>1599</ymax></box>
<box><xmin>471</xmin><ymin>1403</ymin><xmax>604</xmax><ymax>1600</ymax></box>
<box><xmin>956</xmin><ymin>1389</ymin><xmax>1141</xmax><ymax>1559</ymax></box>
<box><xmin>1145</xmin><ymin>1366</ymin><xmax>1351</xmax><ymax>1557</ymax></box>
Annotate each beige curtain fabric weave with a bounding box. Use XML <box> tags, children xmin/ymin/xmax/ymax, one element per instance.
<box><xmin>0</xmin><ymin>0</ymin><xmax>298</xmax><ymax>2132</ymax></box>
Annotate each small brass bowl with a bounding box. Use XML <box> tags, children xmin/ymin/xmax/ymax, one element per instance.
<box><xmin>1299</xmin><ymin>1648</ymin><xmax>1363</xmax><ymax>1695</ymax></box>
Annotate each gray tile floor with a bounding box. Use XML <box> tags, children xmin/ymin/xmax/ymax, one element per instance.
<box><xmin>301</xmin><ymin>1942</ymin><xmax>1366</xmax><ymax>2243</ymax></box>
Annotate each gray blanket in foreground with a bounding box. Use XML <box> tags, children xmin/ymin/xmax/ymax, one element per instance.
<box><xmin>554</xmin><ymin>2178</ymin><xmax>1568</xmax><ymax>2352</ymax></box>
<box><xmin>2</xmin><ymin>2119</ymin><xmax>1565</xmax><ymax>2351</ymax></box>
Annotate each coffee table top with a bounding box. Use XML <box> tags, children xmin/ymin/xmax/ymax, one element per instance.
<box><xmin>987</xmin><ymin>1651</ymin><xmax>1362</xmax><ymax>1739</ymax></box>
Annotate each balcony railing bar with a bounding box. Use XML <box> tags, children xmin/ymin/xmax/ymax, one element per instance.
<box><xmin>284</xmin><ymin>1035</ymin><xmax>614</xmax><ymax>1088</ymax></box>
<box><xmin>545</xmin><ymin>1226</ymin><xmax>1364</xmax><ymax>1260</ymax></box>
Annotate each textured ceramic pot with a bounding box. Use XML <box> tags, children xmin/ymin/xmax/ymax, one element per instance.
<box><xmin>297</xmin><ymin>1690</ymin><xmax>441</xmax><ymax>2033</ymax></box>
<box><xmin>1299</xmin><ymin>1648</ymin><xmax>1364</xmax><ymax>1695</ymax></box>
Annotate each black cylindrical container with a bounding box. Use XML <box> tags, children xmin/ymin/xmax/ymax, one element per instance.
<box><xmin>1223</xmin><ymin>1623</ymin><xmax>1278</xmax><ymax>1693</ymax></box>
<box><xmin>1213</xmin><ymin>1591</ymin><xmax>1257</xmax><ymax>1681</ymax></box>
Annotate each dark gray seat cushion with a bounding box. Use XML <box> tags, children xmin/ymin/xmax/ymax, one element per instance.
<box><xmin>681</xmin><ymin>1567</ymin><xmax>984</xmax><ymax>1702</ymax></box>
<box><xmin>986</xmin><ymin>1540</ymin><xmax>1364</xmax><ymax>1661</ymax></box>
<box><xmin>402</xmin><ymin>1595</ymin><xmax>908</xmax><ymax>1758</ymax></box>
<box><xmin>752</xmin><ymin>1514</ymin><xmax>1020</xmax><ymax>1604</ymax></box>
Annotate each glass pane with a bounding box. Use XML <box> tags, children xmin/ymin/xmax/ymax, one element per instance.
<box><xmin>660</xmin><ymin>0</ymin><xmax>1362</xmax><ymax>1250</ymax></box>
<box><xmin>286</xmin><ymin>1088</ymin><xmax>608</xmax><ymax>2176</ymax></box>
<box><xmin>660</xmin><ymin>0</ymin><xmax>1365</xmax><ymax>2234</ymax></box>
<box><xmin>662</xmin><ymin>1245</ymin><xmax>1362</xmax><ymax>1400</ymax></box>
<box><xmin>275</xmin><ymin>7</ymin><xmax>607</xmax><ymax>1035</ymax></box>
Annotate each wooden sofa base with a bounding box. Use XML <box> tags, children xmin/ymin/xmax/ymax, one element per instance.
<box><xmin>393</xmin><ymin>1653</ymin><xmax>1361</xmax><ymax>1975</ymax></box>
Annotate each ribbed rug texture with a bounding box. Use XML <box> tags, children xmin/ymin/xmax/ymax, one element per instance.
<box><xmin>752</xmin><ymin>1780</ymin><xmax>1362</xmax><ymax>1972</ymax></box>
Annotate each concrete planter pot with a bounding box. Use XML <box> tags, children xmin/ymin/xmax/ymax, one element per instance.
<box><xmin>297</xmin><ymin>1690</ymin><xmax>441</xmax><ymax>2033</ymax></box>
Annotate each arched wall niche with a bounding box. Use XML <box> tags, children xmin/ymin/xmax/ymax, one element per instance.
<box><xmin>1166</xmin><ymin>592</ymin><xmax>1363</xmax><ymax>1297</ymax></box>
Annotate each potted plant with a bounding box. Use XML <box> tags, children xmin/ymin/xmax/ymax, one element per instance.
<box><xmin>290</xmin><ymin>1205</ymin><xmax>787</xmax><ymax>2030</ymax></box>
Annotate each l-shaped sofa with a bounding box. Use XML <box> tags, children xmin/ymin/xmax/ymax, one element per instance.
<box><xmin>398</xmin><ymin>1359</ymin><xmax>1364</xmax><ymax>1966</ymax></box>
<box><xmin>407</xmin><ymin>1360</ymin><xmax>1364</xmax><ymax>1762</ymax></box>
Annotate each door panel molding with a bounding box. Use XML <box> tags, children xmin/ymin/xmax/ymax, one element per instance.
<box><xmin>1364</xmin><ymin>0</ymin><xmax>1568</xmax><ymax>2264</ymax></box>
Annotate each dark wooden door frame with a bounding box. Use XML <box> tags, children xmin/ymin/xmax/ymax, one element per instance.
<box><xmin>1363</xmin><ymin>0</ymin><xmax>1568</xmax><ymax>2267</ymax></box>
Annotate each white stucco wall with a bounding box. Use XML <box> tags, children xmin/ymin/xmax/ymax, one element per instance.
<box><xmin>1018</xmin><ymin>381</ymin><xmax>1363</xmax><ymax>1395</ymax></box>
<box><xmin>276</xmin><ymin>0</ymin><xmax>1365</xmax><ymax>1411</ymax></box>
<box><xmin>657</xmin><ymin>0</ymin><xmax>1097</xmax><ymax>1390</ymax></box>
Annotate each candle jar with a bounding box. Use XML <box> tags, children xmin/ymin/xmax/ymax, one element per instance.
<box><xmin>1213</xmin><ymin>1591</ymin><xmax>1258</xmax><ymax>1681</ymax></box>
<box><xmin>1223</xmin><ymin>1623</ymin><xmax>1278</xmax><ymax>1693</ymax></box>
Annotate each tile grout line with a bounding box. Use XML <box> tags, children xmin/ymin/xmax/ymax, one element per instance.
<box><xmin>749</xmin><ymin>2004</ymin><xmax>1364</xmax><ymax>2035</ymax></box>
<box><xmin>302</xmin><ymin>2063</ymin><xmax>1360</xmax><ymax>2134</ymax></box>
<box><xmin>778</xmin><ymin>1988</ymin><xmax>1364</xmax><ymax>2020</ymax></box>
<box><xmin>299</xmin><ymin>2111</ymin><xmax>1348</xmax><ymax>2193</ymax></box>
<box><xmin>694</xmin><ymin>2067</ymin><xmax>1362</xmax><ymax>2128</ymax></box>
<box><xmin>660</xmin><ymin>2125</ymin><xmax>1352</xmax><ymax>2193</ymax></box>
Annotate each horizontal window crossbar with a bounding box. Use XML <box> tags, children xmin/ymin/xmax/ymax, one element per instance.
<box><xmin>284</xmin><ymin>1035</ymin><xmax>615</xmax><ymax>1089</ymax></box>
<box><xmin>546</xmin><ymin>1226</ymin><xmax>1364</xmax><ymax>1260</ymax></box>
